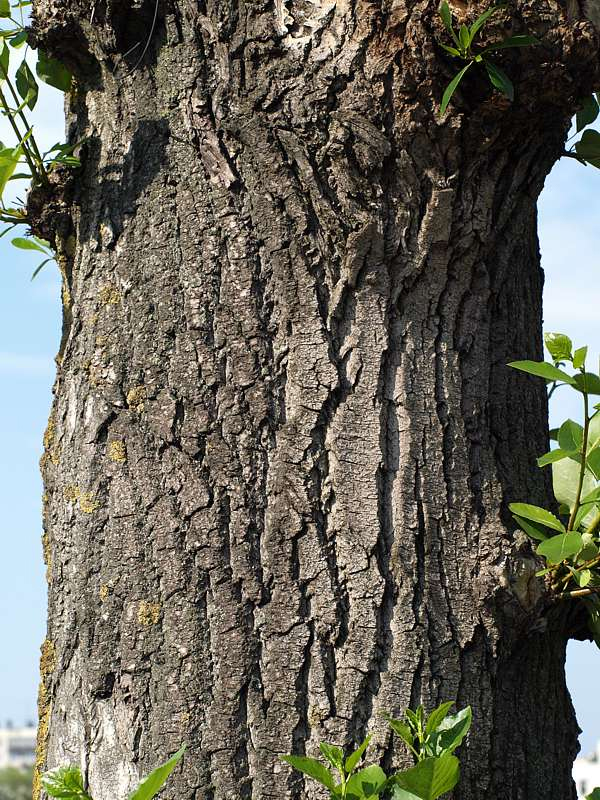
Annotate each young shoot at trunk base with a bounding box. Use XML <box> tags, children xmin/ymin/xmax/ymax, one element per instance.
<box><xmin>281</xmin><ymin>702</ymin><xmax>471</xmax><ymax>800</ymax></box>
<box><xmin>41</xmin><ymin>746</ymin><xmax>185</xmax><ymax>800</ymax></box>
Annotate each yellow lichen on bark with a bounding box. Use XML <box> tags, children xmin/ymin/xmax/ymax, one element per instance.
<box><xmin>79</xmin><ymin>492</ymin><xmax>100</xmax><ymax>514</ymax></box>
<box><xmin>40</xmin><ymin>419</ymin><xmax>60</xmax><ymax>467</ymax></box>
<box><xmin>138</xmin><ymin>600</ymin><xmax>161</xmax><ymax>626</ymax></box>
<box><xmin>98</xmin><ymin>284</ymin><xmax>121</xmax><ymax>305</ymax></box>
<box><xmin>63</xmin><ymin>484</ymin><xmax>81</xmax><ymax>502</ymax></box>
<box><xmin>127</xmin><ymin>386</ymin><xmax>146</xmax><ymax>413</ymax></box>
<box><xmin>33</xmin><ymin>640</ymin><xmax>56</xmax><ymax>800</ymax></box>
<box><xmin>107</xmin><ymin>440</ymin><xmax>127</xmax><ymax>462</ymax></box>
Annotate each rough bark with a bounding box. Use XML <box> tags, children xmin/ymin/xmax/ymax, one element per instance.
<box><xmin>30</xmin><ymin>1</ymin><xmax>600</xmax><ymax>799</ymax></box>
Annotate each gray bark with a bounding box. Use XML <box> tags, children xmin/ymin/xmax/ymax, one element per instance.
<box><xmin>30</xmin><ymin>1</ymin><xmax>600</xmax><ymax>799</ymax></box>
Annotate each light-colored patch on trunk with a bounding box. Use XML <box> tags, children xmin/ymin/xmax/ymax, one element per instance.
<box><xmin>274</xmin><ymin>0</ymin><xmax>338</xmax><ymax>50</ymax></box>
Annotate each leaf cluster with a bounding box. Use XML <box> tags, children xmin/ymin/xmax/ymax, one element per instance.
<box><xmin>0</xmin><ymin>1</ymin><xmax>80</xmax><ymax>277</ymax></box>
<box><xmin>281</xmin><ymin>702</ymin><xmax>472</xmax><ymax>800</ymax></box>
<box><xmin>437</xmin><ymin>1</ymin><xmax>538</xmax><ymax>115</ymax></box>
<box><xmin>42</xmin><ymin>747</ymin><xmax>185</xmax><ymax>800</ymax></box>
<box><xmin>509</xmin><ymin>333</ymin><xmax>600</xmax><ymax>644</ymax></box>
<box><xmin>565</xmin><ymin>94</ymin><xmax>600</xmax><ymax>169</ymax></box>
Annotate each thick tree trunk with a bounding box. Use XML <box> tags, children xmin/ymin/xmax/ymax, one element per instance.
<box><xmin>31</xmin><ymin>1</ymin><xmax>600</xmax><ymax>799</ymax></box>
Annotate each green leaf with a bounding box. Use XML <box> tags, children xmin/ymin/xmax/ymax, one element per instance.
<box><xmin>574</xmin><ymin>372</ymin><xmax>600</xmax><ymax>395</ymax></box>
<box><xmin>42</xmin><ymin>767</ymin><xmax>91</xmax><ymax>800</ymax></box>
<box><xmin>405</xmin><ymin>708</ymin><xmax>420</xmax><ymax>729</ymax></box>
<box><xmin>588</xmin><ymin>412</ymin><xmax>600</xmax><ymax>451</ymax></box>
<box><xmin>484</xmin><ymin>34</ymin><xmax>540</xmax><ymax>51</ymax></box>
<box><xmin>577</xmin><ymin>95</ymin><xmax>600</xmax><ymax>132</ymax></box>
<box><xmin>507</xmin><ymin>503</ymin><xmax>565</xmax><ymax>533</ymax></box>
<box><xmin>537</xmin><ymin>449</ymin><xmax>573</xmax><ymax>467</ymax></box>
<box><xmin>439</xmin><ymin>1</ymin><xmax>460</xmax><ymax>48</ymax></box>
<box><xmin>535</xmin><ymin>567</ymin><xmax>553</xmax><ymax>577</ymax></box>
<box><xmin>391</xmin><ymin>789</ymin><xmax>422</xmax><ymax>800</ymax></box>
<box><xmin>484</xmin><ymin>59</ymin><xmax>514</xmax><ymax>101</ymax></box>
<box><xmin>319</xmin><ymin>742</ymin><xmax>344</xmax><ymax>771</ymax></box>
<box><xmin>345</xmin><ymin>736</ymin><xmax>372</xmax><ymax>774</ymax></box>
<box><xmin>537</xmin><ymin>532</ymin><xmax>583</xmax><ymax>564</ymax></box>
<box><xmin>579</xmin><ymin>568</ymin><xmax>593</xmax><ymax>587</ymax></box>
<box><xmin>508</xmin><ymin>360</ymin><xmax>576</xmax><ymax>385</ymax></box>
<box><xmin>553</xmin><ymin>455</ymin><xmax>595</xmax><ymax>511</ymax></box>
<box><xmin>573</xmin><ymin>502</ymin><xmax>598</xmax><ymax>533</ymax></box>
<box><xmin>425</xmin><ymin>701</ymin><xmax>454</xmax><ymax>736</ymax></box>
<box><xmin>11</xmin><ymin>236</ymin><xmax>50</xmax><ymax>254</ymax></box>
<box><xmin>585</xmin><ymin>788</ymin><xmax>600</xmax><ymax>800</ymax></box>
<box><xmin>36</xmin><ymin>50</ymin><xmax>72</xmax><ymax>92</ymax></box>
<box><xmin>128</xmin><ymin>746</ymin><xmax>186</xmax><ymax>800</ymax></box>
<box><xmin>587</xmin><ymin>448</ymin><xmax>600</xmax><ymax>481</ymax></box>
<box><xmin>429</xmin><ymin>706</ymin><xmax>472</xmax><ymax>756</ymax></box>
<box><xmin>386</xmin><ymin>715</ymin><xmax>415</xmax><ymax>749</ymax></box>
<box><xmin>0</xmin><ymin>41</ymin><xmax>9</xmax><ymax>81</ymax></box>
<box><xmin>512</xmin><ymin>514</ymin><xmax>549</xmax><ymax>541</ymax></box>
<box><xmin>575</xmin><ymin>129</ymin><xmax>600</xmax><ymax>167</ymax></box>
<box><xmin>459</xmin><ymin>24</ymin><xmax>470</xmax><ymax>51</ymax></box>
<box><xmin>346</xmin><ymin>765</ymin><xmax>387</xmax><ymax>799</ymax></box>
<box><xmin>280</xmin><ymin>755</ymin><xmax>335</xmax><ymax>792</ymax></box>
<box><xmin>558</xmin><ymin>420</ymin><xmax>584</xmax><ymax>453</ymax></box>
<box><xmin>580</xmin><ymin>486</ymin><xmax>600</xmax><ymax>506</ymax></box>
<box><xmin>392</xmin><ymin>755</ymin><xmax>459</xmax><ymax>800</ymax></box>
<box><xmin>579</xmin><ymin>532</ymin><xmax>599</xmax><ymax>560</ymax></box>
<box><xmin>31</xmin><ymin>257</ymin><xmax>54</xmax><ymax>281</ymax></box>
<box><xmin>440</xmin><ymin>62</ymin><xmax>472</xmax><ymax>116</ymax></box>
<box><xmin>15</xmin><ymin>59</ymin><xmax>38</xmax><ymax>110</ymax></box>
<box><xmin>0</xmin><ymin>144</ymin><xmax>21</xmax><ymax>196</ymax></box>
<box><xmin>574</xmin><ymin>346</ymin><xmax>588</xmax><ymax>370</ymax></box>
<box><xmin>544</xmin><ymin>332</ymin><xmax>573</xmax><ymax>362</ymax></box>
<box><xmin>469</xmin><ymin>6</ymin><xmax>504</xmax><ymax>42</ymax></box>
<box><xmin>439</xmin><ymin>43</ymin><xmax>461</xmax><ymax>57</ymax></box>
<box><xmin>9</xmin><ymin>29</ymin><xmax>27</xmax><ymax>48</ymax></box>
<box><xmin>0</xmin><ymin>0</ymin><xmax>10</xmax><ymax>17</ymax></box>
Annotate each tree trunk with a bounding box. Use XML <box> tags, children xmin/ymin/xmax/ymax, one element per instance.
<box><xmin>31</xmin><ymin>1</ymin><xmax>600</xmax><ymax>798</ymax></box>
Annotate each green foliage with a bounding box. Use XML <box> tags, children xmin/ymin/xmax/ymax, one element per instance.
<box><xmin>0</xmin><ymin>3</ymin><xmax>80</xmax><ymax>273</ymax></box>
<box><xmin>0</xmin><ymin>767</ymin><xmax>33</xmax><ymax>800</ymax></box>
<box><xmin>127</xmin><ymin>747</ymin><xmax>186</xmax><ymax>800</ymax></box>
<box><xmin>42</xmin><ymin>748</ymin><xmax>185</xmax><ymax>800</ymax></box>
<box><xmin>281</xmin><ymin>701</ymin><xmax>471</xmax><ymax>800</ymax></box>
<box><xmin>437</xmin><ymin>2</ymin><xmax>538</xmax><ymax>115</ymax></box>
<box><xmin>509</xmin><ymin>333</ymin><xmax>600</xmax><ymax>644</ymax></box>
<box><xmin>42</xmin><ymin>767</ymin><xmax>92</xmax><ymax>800</ymax></box>
<box><xmin>564</xmin><ymin>94</ymin><xmax>600</xmax><ymax>168</ymax></box>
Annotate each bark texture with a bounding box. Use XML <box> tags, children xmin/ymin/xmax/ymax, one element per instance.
<box><xmin>31</xmin><ymin>1</ymin><xmax>600</xmax><ymax>798</ymax></box>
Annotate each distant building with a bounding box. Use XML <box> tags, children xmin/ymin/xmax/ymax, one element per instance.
<box><xmin>0</xmin><ymin>726</ymin><xmax>36</xmax><ymax>769</ymax></box>
<box><xmin>574</xmin><ymin>742</ymin><xmax>600</xmax><ymax>799</ymax></box>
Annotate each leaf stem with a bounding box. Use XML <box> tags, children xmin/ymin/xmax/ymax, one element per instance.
<box><xmin>568</xmin><ymin>385</ymin><xmax>590</xmax><ymax>531</ymax></box>
<box><xmin>1</xmin><ymin>68</ymin><xmax>48</xmax><ymax>184</ymax></box>
<box><xmin>0</xmin><ymin>83</ymin><xmax>38</xmax><ymax>180</ymax></box>
<box><xmin>586</xmin><ymin>509</ymin><xmax>600</xmax><ymax>538</ymax></box>
<box><xmin>557</xmin><ymin>587</ymin><xmax>600</xmax><ymax>599</ymax></box>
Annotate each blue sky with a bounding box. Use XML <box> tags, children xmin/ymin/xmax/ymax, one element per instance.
<box><xmin>0</xmin><ymin>77</ymin><xmax>599</xmax><ymax>754</ymax></box>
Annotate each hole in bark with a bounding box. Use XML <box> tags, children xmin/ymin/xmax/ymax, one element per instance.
<box><xmin>111</xmin><ymin>0</ymin><xmax>166</xmax><ymax>69</ymax></box>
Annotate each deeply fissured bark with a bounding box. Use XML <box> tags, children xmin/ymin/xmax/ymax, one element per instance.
<box><xmin>31</xmin><ymin>1</ymin><xmax>600</xmax><ymax>798</ymax></box>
